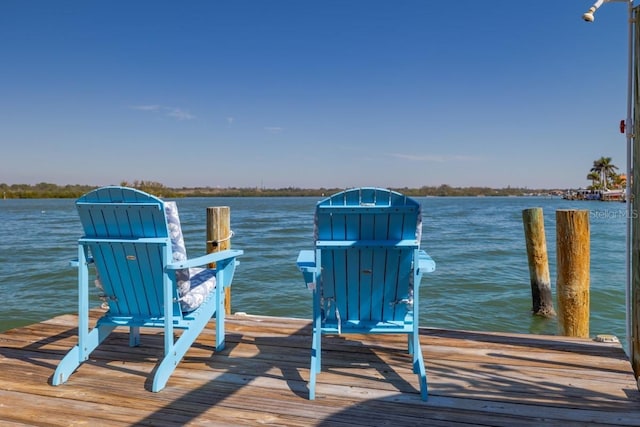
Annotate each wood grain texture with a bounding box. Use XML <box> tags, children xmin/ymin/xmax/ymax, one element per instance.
<box><xmin>0</xmin><ymin>310</ymin><xmax>638</xmax><ymax>426</ymax></box>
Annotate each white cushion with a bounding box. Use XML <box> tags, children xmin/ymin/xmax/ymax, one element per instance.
<box><xmin>165</xmin><ymin>201</ymin><xmax>216</xmax><ymax>312</ymax></box>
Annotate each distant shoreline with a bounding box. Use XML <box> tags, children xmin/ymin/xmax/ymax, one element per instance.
<box><xmin>0</xmin><ymin>183</ymin><xmax>567</xmax><ymax>199</ymax></box>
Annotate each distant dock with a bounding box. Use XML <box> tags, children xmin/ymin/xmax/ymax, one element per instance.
<box><xmin>563</xmin><ymin>188</ymin><xmax>626</xmax><ymax>202</ymax></box>
<box><xmin>0</xmin><ymin>310</ymin><xmax>639</xmax><ymax>426</ymax></box>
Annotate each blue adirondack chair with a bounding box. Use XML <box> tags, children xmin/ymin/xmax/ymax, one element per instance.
<box><xmin>52</xmin><ymin>186</ymin><xmax>242</xmax><ymax>392</ymax></box>
<box><xmin>297</xmin><ymin>187</ymin><xmax>436</xmax><ymax>400</ymax></box>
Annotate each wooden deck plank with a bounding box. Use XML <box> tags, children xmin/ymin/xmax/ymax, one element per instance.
<box><xmin>0</xmin><ymin>310</ymin><xmax>639</xmax><ymax>426</ymax></box>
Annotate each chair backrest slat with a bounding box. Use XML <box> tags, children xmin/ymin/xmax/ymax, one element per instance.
<box><xmin>78</xmin><ymin>203</ymin><xmax>166</xmax><ymax>239</ymax></box>
<box><xmin>314</xmin><ymin>188</ymin><xmax>421</xmax><ymax>325</ymax></box>
<box><xmin>76</xmin><ymin>187</ymin><xmax>177</xmax><ymax>319</ymax></box>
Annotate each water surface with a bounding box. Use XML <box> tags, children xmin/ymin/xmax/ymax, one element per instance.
<box><xmin>0</xmin><ymin>196</ymin><xmax>626</xmax><ymax>349</ymax></box>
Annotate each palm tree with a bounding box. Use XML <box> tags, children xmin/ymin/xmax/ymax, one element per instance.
<box><xmin>613</xmin><ymin>173</ymin><xmax>627</xmax><ymax>189</ymax></box>
<box><xmin>591</xmin><ymin>157</ymin><xmax>618</xmax><ymax>190</ymax></box>
<box><xmin>587</xmin><ymin>171</ymin><xmax>601</xmax><ymax>189</ymax></box>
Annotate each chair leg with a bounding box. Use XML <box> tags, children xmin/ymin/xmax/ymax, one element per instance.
<box><xmin>152</xmin><ymin>293</ymin><xmax>220</xmax><ymax>392</ymax></box>
<box><xmin>309</xmin><ymin>324</ymin><xmax>321</xmax><ymax>400</ymax></box>
<box><xmin>309</xmin><ymin>283</ymin><xmax>322</xmax><ymax>400</ymax></box>
<box><xmin>215</xmin><ymin>269</ymin><xmax>226</xmax><ymax>352</ymax></box>
<box><xmin>130</xmin><ymin>326</ymin><xmax>140</xmax><ymax>347</ymax></box>
<box><xmin>215</xmin><ymin>294</ymin><xmax>225</xmax><ymax>352</ymax></box>
<box><xmin>52</xmin><ymin>324</ymin><xmax>115</xmax><ymax>386</ymax></box>
<box><xmin>411</xmin><ymin>332</ymin><xmax>428</xmax><ymax>401</ymax></box>
<box><xmin>153</xmin><ymin>320</ymin><xmax>208</xmax><ymax>391</ymax></box>
<box><xmin>309</xmin><ymin>357</ymin><xmax>317</xmax><ymax>400</ymax></box>
<box><xmin>53</xmin><ymin>250</ymin><xmax>116</xmax><ymax>387</ymax></box>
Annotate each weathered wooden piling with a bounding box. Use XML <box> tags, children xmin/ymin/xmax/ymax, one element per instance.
<box><xmin>556</xmin><ymin>209</ymin><xmax>590</xmax><ymax>338</ymax></box>
<box><xmin>206</xmin><ymin>206</ymin><xmax>232</xmax><ymax>314</ymax></box>
<box><xmin>522</xmin><ymin>208</ymin><xmax>555</xmax><ymax>317</ymax></box>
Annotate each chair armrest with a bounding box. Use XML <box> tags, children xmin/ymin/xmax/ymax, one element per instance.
<box><xmin>167</xmin><ymin>249</ymin><xmax>243</xmax><ymax>270</ymax></box>
<box><xmin>69</xmin><ymin>257</ymin><xmax>94</xmax><ymax>268</ymax></box>
<box><xmin>418</xmin><ymin>250</ymin><xmax>436</xmax><ymax>273</ymax></box>
<box><xmin>297</xmin><ymin>250</ymin><xmax>317</xmax><ymax>290</ymax></box>
<box><xmin>297</xmin><ymin>250</ymin><xmax>316</xmax><ymax>272</ymax></box>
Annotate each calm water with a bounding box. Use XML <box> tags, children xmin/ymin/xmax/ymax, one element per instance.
<box><xmin>0</xmin><ymin>196</ymin><xmax>628</xmax><ymax>350</ymax></box>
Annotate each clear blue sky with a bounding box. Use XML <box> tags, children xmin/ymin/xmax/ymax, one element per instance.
<box><xmin>0</xmin><ymin>1</ymin><xmax>632</xmax><ymax>189</ymax></box>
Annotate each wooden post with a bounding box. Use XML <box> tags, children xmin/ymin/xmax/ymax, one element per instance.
<box><xmin>556</xmin><ymin>209</ymin><xmax>590</xmax><ymax>338</ymax></box>
<box><xmin>207</xmin><ymin>207</ymin><xmax>232</xmax><ymax>315</ymax></box>
<box><xmin>522</xmin><ymin>208</ymin><xmax>555</xmax><ymax>317</ymax></box>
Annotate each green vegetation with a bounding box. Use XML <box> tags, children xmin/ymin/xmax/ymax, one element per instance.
<box><xmin>0</xmin><ymin>183</ymin><xmax>97</xmax><ymax>199</ymax></box>
<box><xmin>587</xmin><ymin>156</ymin><xmax>624</xmax><ymax>190</ymax></box>
<box><xmin>0</xmin><ymin>181</ymin><xmax>564</xmax><ymax>199</ymax></box>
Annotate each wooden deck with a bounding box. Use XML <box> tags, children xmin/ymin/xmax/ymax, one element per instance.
<box><xmin>0</xmin><ymin>310</ymin><xmax>639</xmax><ymax>426</ymax></box>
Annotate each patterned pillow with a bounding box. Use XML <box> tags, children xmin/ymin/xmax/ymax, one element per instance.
<box><xmin>165</xmin><ymin>201</ymin><xmax>217</xmax><ymax>312</ymax></box>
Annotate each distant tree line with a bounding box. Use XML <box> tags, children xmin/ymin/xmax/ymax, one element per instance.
<box><xmin>0</xmin><ymin>181</ymin><xmax>563</xmax><ymax>199</ymax></box>
<box><xmin>0</xmin><ymin>183</ymin><xmax>97</xmax><ymax>199</ymax></box>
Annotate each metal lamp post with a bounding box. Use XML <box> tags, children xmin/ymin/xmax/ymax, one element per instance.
<box><xmin>582</xmin><ymin>0</ymin><xmax>635</xmax><ymax>359</ymax></box>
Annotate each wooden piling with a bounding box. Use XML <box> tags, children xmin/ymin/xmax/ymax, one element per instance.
<box><xmin>206</xmin><ymin>206</ymin><xmax>232</xmax><ymax>315</ymax></box>
<box><xmin>522</xmin><ymin>208</ymin><xmax>555</xmax><ymax>317</ymax></box>
<box><xmin>556</xmin><ymin>209</ymin><xmax>590</xmax><ymax>338</ymax></box>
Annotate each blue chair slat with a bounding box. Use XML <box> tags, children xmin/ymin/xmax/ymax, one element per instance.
<box><xmin>52</xmin><ymin>186</ymin><xmax>242</xmax><ymax>392</ymax></box>
<box><xmin>370</xmin><ymin>247</ymin><xmax>387</xmax><ymax>319</ymax></box>
<box><xmin>78</xmin><ymin>203</ymin><xmax>166</xmax><ymax>238</ymax></box>
<box><xmin>382</xmin><ymin>250</ymin><xmax>403</xmax><ymax>321</ymax></box>
<box><xmin>297</xmin><ymin>187</ymin><xmax>435</xmax><ymax>400</ymax></box>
